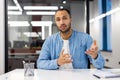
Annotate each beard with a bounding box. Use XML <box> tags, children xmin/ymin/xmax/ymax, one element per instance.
<box><xmin>58</xmin><ymin>24</ymin><xmax>71</xmax><ymax>33</ymax></box>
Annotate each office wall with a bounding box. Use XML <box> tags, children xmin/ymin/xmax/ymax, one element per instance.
<box><xmin>71</xmin><ymin>1</ymin><xmax>85</xmax><ymax>32</ymax></box>
<box><xmin>89</xmin><ymin>0</ymin><xmax>101</xmax><ymax>48</ymax></box>
<box><xmin>0</xmin><ymin>0</ymin><xmax>5</xmax><ymax>74</ymax></box>
<box><xmin>90</xmin><ymin>0</ymin><xmax>120</xmax><ymax>68</ymax></box>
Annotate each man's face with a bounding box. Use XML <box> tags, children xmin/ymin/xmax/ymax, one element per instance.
<box><xmin>55</xmin><ymin>10</ymin><xmax>71</xmax><ymax>33</ymax></box>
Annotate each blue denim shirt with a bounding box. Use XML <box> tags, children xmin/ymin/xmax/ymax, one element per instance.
<box><xmin>37</xmin><ymin>30</ymin><xmax>105</xmax><ymax>70</ymax></box>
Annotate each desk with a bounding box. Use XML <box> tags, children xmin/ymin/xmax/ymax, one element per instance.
<box><xmin>0</xmin><ymin>69</ymin><xmax>120</xmax><ymax>80</ymax></box>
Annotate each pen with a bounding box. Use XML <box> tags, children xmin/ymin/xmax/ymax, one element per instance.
<box><xmin>93</xmin><ymin>74</ymin><xmax>100</xmax><ymax>79</ymax></box>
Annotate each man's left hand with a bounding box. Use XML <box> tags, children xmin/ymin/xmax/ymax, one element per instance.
<box><xmin>85</xmin><ymin>40</ymin><xmax>98</xmax><ymax>59</ymax></box>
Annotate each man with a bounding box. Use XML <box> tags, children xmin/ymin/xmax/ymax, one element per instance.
<box><xmin>37</xmin><ymin>8</ymin><xmax>105</xmax><ymax>70</ymax></box>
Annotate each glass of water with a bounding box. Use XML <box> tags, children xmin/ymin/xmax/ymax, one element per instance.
<box><xmin>24</xmin><ymin>62</ymin><xmax>35</xmax><ymax>76</ymax></box>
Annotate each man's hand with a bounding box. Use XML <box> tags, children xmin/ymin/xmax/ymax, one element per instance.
<box><xmin>85</xmin><ymin>40</ymin><xmax>98</xmax><ymax>59</ymax></box>
<box><xmin>57</xmin><ymin>50</ymin><xmax>72</xmax><ymax>66</ymax></box>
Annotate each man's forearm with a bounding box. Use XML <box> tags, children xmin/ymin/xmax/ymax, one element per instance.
<box><xmin>37</xmin><ymin>59</ymin><xmax>59</xmax><ymax>70</ymax></box>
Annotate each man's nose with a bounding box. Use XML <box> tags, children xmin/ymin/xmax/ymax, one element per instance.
<box><xmin>60</xmin><ymin>19</ymin><xmax>64</xmax><ymax>24</ymax></box>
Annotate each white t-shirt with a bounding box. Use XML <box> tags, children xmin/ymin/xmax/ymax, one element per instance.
<box><xmin>59</xmin><ymin>40</ymin><xmax>73</xmax><ymax>69</ymax></box>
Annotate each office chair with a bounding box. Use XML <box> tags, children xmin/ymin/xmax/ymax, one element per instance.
<box><xmin>88</xmin><ymin>58</ymin><xmax>90</xmax><ymax>68</ymax></box>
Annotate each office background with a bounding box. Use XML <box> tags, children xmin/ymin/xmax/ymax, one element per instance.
<box><xmin>90</xmin><ymin>0</ymin><xmax>120</xmax><ymax>68</ymax></box>
<box><xmin>6</xmin><ymin>0</ymin><xmax>88</xmax><ymax>73</ymax></box>
<box><xmin>0</xmin><ymin>0</ymin><xmax>120</xmax><ymax>74</ymax></box>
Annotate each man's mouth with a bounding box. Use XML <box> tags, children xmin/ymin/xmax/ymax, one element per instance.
<box><xmin>60</xmin><ymin>25</ymin><xmax>66</xmax><ymax>30</ymax></box>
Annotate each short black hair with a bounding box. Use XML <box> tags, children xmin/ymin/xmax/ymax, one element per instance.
<box><xmin>55</xmin><ymin>8</ymin><xmax>71</xmax><ymax>18</ymax></box>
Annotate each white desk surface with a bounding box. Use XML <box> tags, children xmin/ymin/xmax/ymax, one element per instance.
<box><xmin>0</xmin><ymin>69</ymin><xmax>120</xmax><ymax>80</ymax></box>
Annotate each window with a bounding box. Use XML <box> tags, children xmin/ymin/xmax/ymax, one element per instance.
<box><xmin>99</xmin><ymin>0</ymin><xmax>112</xmax><ymax>52</ymax></box>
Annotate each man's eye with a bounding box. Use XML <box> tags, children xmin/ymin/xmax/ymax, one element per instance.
<box><xmin>63</xmin><ymin>17</ymin><xmax>67</xmax><ymax>20</ymax></box>
<box><xmin>56</xmin><ymin>19</ymin><xmax>60</xmax><ymax>21</ymax></box>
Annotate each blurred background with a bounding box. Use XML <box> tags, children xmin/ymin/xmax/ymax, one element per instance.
<box><xmin>0</xmin><ymin>0</ymin><xmax>120</xmax><ymax>74</ymax></box>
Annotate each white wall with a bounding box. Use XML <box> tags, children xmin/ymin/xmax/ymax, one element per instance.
<box><xmin>90</xmin><ymin>0</ymin><xmax>120</xmax><ymax>68</ymax></box>
<box><xmin>71</xmin><ymin>1</ymin><xmax>85</xmax><ymax>32</ymax></box>
<box><xmin>0</xmin><ymin>0</ymin><xmax>5</xmax><ymax>74</ymax></box>
<box><xmin>89</xmin><ymin>0</ymin><xmax>101</xmax><ymax>49</ymax></box>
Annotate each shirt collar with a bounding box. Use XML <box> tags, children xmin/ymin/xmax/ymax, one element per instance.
<box><xmin>58</xmin><ymin>29</ymin><xmax>75</xmax><ymax>42</ymax></box>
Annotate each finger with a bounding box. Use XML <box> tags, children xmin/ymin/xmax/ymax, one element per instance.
<box><xmin>62</xmin><ymin>53</ymin><xmax>70</xmax><ymax>58</ymax></box>
<box><xmin>86</xmin><ymin>48</ymin><xmax>98</xmax><ymax>55</ymax></box>
<box><xmin>85</xmin><ymin>50</ymin><xmax>94</xmax><ymax>55</ymax></box>
<box><xmin>64</xmin><ymin>54</ymin><xmax>71</xmax><ymax>58</ymax></box>
<box><xmin>93</xmin><ymin>40</ymin><xmax>97</xmax><ymax>46</ymax></box>
<box><xmin>63</xmin><ymin>54</ymin><xmax>71</xmax><ymax>59</ymax></box>
<box><xmin>60</xmin><ymin>49</ymin><xmax>64</xmax><ymax>56</ymax></box>
<box><xmin>95</xmin><ymin>47</ymin><xmax>98</xmax><ymax>51</ymax></box>
<box><xmin>85</xmin><ymin>51</ymin><xmax>93</xmax><ymax>56</ymax></box>
<box><xmin>64</xmin><ymin>59</ymin><xmax>72</xmax><ymax>63</ymax></box>
<box><xmin>90</xmin><ymin>46</ymin><xmax>98</xmax><ymax>52</ymax></box>
<box><xmin>90</xmin><ymin>47</ymin><xmax>96</xmax><ymax>50</ymax></box>
<box><xmin>90</xmin><ymin>40</ymin><xmax>97</xmax><ymax>50</ymax></box>
<box><xmin>87</xmin><ymin>49</ymin><xmax>97</xmax><ymax>52</ymax></box>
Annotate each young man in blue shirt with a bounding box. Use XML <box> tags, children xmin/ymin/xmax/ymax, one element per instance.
<box><xmin>37</xmin><ymin>8</ymin><xmax>105</xmax><ymax>70</ymax></box>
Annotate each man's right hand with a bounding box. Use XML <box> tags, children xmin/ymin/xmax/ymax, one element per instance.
<box><xmin>57</xmin><ymin>50</ymin><xmax>72</xmax><ymax>66</ymax></box>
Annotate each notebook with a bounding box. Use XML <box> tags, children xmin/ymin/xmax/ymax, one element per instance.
<box><xmin>92</xmin><ymin>69</ymin><xmax>120</xmax><ymax>78</ymax></box>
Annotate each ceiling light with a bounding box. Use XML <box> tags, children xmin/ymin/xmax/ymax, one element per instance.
<box><xmin>26</xmin><ymin>11</ymin><xmax>56</xmax><ymax>15</ymax></box>
<box><xmin>24</xmin><ymin>6</ymin><xmax>58</xmax><ymax>10</ymax></box>
<box><xmin>31</xmin><ymin>21</ymin><xmax>52</xmax><ymax>26</ymax></box>
<box><xmin>94</xmin><ymin>14</ymin><xmax>106</xmax><ymax>20</ymax></box>
<box><xmin>23</xmin><ymin>32</ymin><xmax>39</xmax><ymax>37</ymax></box>
<box><xmin>8</xmin><ymin>6</ymin><xmax>19</xmax><ymax>10</ymax></box>
<box><xmin>8</xmin><ymin>11</ymin><xmax>22</xmax><ymax>15</ymax></box>
<box><xmin>8</xmin><ymin>21</ymin><xmax>30</xmax><ymax>27</ymax></box>
<box><xmin>63</xmin><ymin>1</ymin><xmax>67</xmax><ymax>4</ymax></box>
<box><xmin>89</xmin><ymin>19</ymin><xmax>95</xmax><ymax>23</ymax></box>
<box><xmin>60</xmin><ymin>6</ymin><xmax>63</xmax><ymax>9</ymax></box>
<box><xmin>13</xmin><ymin>0</ymin><xmax>22</xmax><ymax>11</ymax></box>
<box><xmin>106</xmin><ymin>7</ymin><xmax>120</xmax><ymax>15</ymax></box>
<box><xmin>89</xmin><ymin>7</ymin><xmax>120</xmax><ymax>23</ymax></box>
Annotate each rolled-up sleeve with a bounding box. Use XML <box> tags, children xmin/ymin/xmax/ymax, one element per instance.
<box><xmin>91</xmin><ymin>51</ymin><xmax>105</xmax><ymax>69</ymax></box>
